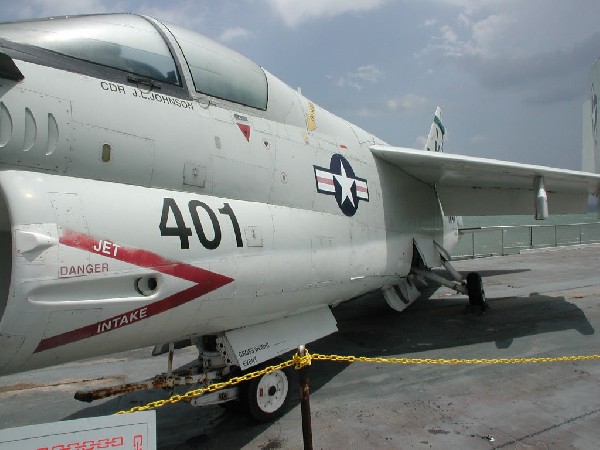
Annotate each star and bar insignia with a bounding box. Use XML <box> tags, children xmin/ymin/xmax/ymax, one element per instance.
<box><xmin>313</xmin><ymin>153</ymin><xmax>369</xmax><ymax>216</ymax></box>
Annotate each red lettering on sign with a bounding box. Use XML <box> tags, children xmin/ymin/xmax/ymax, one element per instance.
<box><xmin>133</xmin><ymin>435</ymin><xmax>143</xmax><ymax>450</ymax></box>
<box><xmin>59</xmin><ymin>264</ymin><xmax>110</xmax><ymax>277</ymax></box>
<box><xmin>36</xmin><ymin>436</ymin><xmax>124</xmax><ymax>450</ymax></box>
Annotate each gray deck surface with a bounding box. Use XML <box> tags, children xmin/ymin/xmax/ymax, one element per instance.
<box><xmin>1</xmin><ymin>245</ymin><xmax>600</xmax><ymax>449</ymax></box>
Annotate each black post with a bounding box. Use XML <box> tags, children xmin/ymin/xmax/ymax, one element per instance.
<box><xmin>298</xmin><ymin>345</ymin><xmax>313</xmax><ymax>450</ymax></box>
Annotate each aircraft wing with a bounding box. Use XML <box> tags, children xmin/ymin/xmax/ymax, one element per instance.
<box><xmin>370</xmin><ymin>145</ymin><xmax>600</xmax><ymax>216</ymax></box>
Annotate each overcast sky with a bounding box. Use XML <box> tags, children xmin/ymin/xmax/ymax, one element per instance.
<box><xmin>0</xmin><ymin>0</ymin><xmax>598</xmax><ymax>170</ymax></box>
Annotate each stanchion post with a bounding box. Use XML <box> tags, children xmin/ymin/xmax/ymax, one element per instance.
<box><xmin>529</xmin><ymin>226</ymin><xmax>534</xmax><ymax>249</ymax></box>
<box><xmin>298</xmin><ymin>345</ymin><xmax>313</xmax><ymax>450</ymax></box>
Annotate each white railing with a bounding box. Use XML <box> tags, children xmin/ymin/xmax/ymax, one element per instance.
<box><xmin>453</xmin><ymin>222</ymin><xmax>600</xmax><ymax>259</ymax></box>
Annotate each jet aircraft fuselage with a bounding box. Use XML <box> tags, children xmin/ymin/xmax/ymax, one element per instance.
<box><xmin>0</xmin><ymin>14</ymin><xmax>597</xmax><ymax>383</ymax></box>
<box><xmin>0</xmin><ymin>14</ymin><xmax>451</xmax><ymax>375</ymax></box>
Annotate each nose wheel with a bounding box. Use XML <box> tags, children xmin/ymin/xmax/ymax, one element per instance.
<box><xmin>242</xmin><ymin>366</ymin><xmax>291</xmax><ymax>422</ymax></box>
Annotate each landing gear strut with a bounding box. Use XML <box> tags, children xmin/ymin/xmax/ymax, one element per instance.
<box><xmin>75</xmin><ymin>335</ymin><xmax>293</xmax><ymax>422</ymax></box>
<box><xmin>412</xmin><ymin>266</ymin><xmax>488</xmax><ymax>314</ymax></box>
<box><xmin>411</xmin><ymin>245</ymin><xmax>489</xmax><ymax>314</ymax></box>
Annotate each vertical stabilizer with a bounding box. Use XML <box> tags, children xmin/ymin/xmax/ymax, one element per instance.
<box><xmin>589</xmin><ymin>59</ymin><xmax>600</xmax><ymax>173</ymax></box>
<box><xmin>582</xmin><ymin>99</ymin><xmax>595</xmax><ymax>172</ymax></box>
<box><xmin>424</xmin><ymin>106</ymin><xmax>445</xmax><ymax>152</ymax></box>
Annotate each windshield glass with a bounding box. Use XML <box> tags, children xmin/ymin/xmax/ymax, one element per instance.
<box><xmin>0</xmin><ymin>14</ymin><xmax>180</xmax><ymax>84</ymax></box>
<box><xmin>163</xmin><ymin>22</ymin><xmax>267</xmax><ymax>109</ymax></box>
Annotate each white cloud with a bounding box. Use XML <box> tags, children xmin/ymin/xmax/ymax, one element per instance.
<box><xmin>418</xmin><ymin>1</ymin><xmax>600</xmax><ymax>105</ymax></box>
<box><xmin>457</xmin><ymin>12</ymin><xmax>471</xmax><ymax>27</ymax></box>
<box><xmin>440</xmin><ymin>24</ymin><xmax>458</xmax><ymax>45</ymax></box>
<box><xmin>5</xmin><ymin>0</ymin><xmax>208</xmax><ymax>29</ymax></box>
<box><xmin>418</xmin><ymin>3</ymin><xmax>519</xmax><ymax>59</ymax></box>
<box><xmin>426</xmin><ymin>14</ymin><xmax>515</xmax><ymax>59</ymax></box>
<box><xmin>469</xmin><ymin>14</ymin><xmax>515</xmax><ymax>56</ymax></box>
<box><xmin>422</xmin><ymin>1</ymin><xmax>600</xmax><ymax>59</ymax></box>
<box><xmin>420</xmin><ymin>18</ymin><xmax>438</xmax><ymax>27</ymax></box>
<box><xmin>429</xmin><ymin>0</ymin><xmax>504</xmax><ymax>15</ymax></box>
<box><xmin>354</xmin><ymin>65</ymin><xmax>384</xmax><ymax>83</ymax></box>
<box><xmin>346</xmin><ymin>93</ymin><xmax>428</xmax><ymax>118</ymax></box>
<box><xmin>331</xmin><ymin>76</ymin><xmax>361</xmax><ymax>90</ymax></box>
<box><xmin>387</xmin><ymin>93</ymin><xmax>428</xmax><ymax>112</ymax></box>
<box><xmin>219</xmin><ymin>26</ymin><xmax>252</xmax><ymax>43</ymax></box>
<box><xmin>331</xmin><ymin>64</ymin><xmax>384</xmax><ymax>90</ymax></box>
<box><xmin>264</xmin><ymin>0</ymin><xmax>390</xmax><ymax>27</ymax></box>
<box><xmin>342</xmin><ymin>79</ymin><xmax>364</xmax><ymax>90</ymax></box>
<box><xmin>7</xmin><ymin>0</ymin><xmax>125</xmax><ymax>19</ymax></box>
<box><xmin>136</xmin><ymin>1</ymin><xmax>208</xmax><ymax>29</ymax></box>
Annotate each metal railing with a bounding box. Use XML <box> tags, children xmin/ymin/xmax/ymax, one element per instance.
<box><xmin>453</xmin><ymin>222</ymin><xmax>600</xmax><ymax>259</ymax></box>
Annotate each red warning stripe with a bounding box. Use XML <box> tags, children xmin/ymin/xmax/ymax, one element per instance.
<box><xmin>34</xmin><ymin>230</ymin><xmax>234</xmax><ymax>353</ymax></box>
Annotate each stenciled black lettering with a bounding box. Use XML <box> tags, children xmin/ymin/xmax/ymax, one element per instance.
<box><xmin>159</xmin><ymin>198</ymin><xmax>193</xmax><ymax>249</ymax></box>
<box><xmin>188</xmin><ymin>200</ymin><xmax>222</xmax><ymax>250</ymax></box>
<box><xmin>219</xmin><ymin>203</ymin><xmax>243</xmax><ymax>247</ymax></box>
<box><xmin>160</xmin><ymin>199</ymin><xmax>242</xmax><ymax>249</ymax></box>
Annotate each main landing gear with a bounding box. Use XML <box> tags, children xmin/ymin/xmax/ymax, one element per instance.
<box><xmin>466</xmin><ymin>272</ymin><xmax>488</xmax><ymax>312</ymax></box>
<box><xmin>411</xmin><ymin>256</ymin><xmax>489</xmax><ymax>314</ymax></box>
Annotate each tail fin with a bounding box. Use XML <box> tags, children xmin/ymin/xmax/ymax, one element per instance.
<box><xmin>584</xmin><ymin>60</ymin><xmax>599</xmax><ymax>172</ymax></box>
<box><xmin>424</xmin><ymin>106</ymin><xmax>445</xmax><ymax>152</ymax></box>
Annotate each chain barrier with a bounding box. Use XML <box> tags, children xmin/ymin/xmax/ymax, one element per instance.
<box><xmin>115</xmin><ymin>357</ymin><xmax>297</xmax><ymax>414</ymax></box>
<box><xmin>116</xmin><ymin>350</ymin><xmax>600</xmax><ymax>414</ymax></box>
<box><xmin>307</xmin><ymin>353</ymin><xmax>600</xmax><ymax>365</ymax></box>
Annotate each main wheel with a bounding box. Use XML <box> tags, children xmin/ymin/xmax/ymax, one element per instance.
<box><xmin>467</xmin><ymin>272</ymin><xmax>486</xmax><ymax>306</ymax></box>
<box><xmin>241</xmin><ymin>367</ymin><xmax>291</xmax><ymax>422</ymax></box>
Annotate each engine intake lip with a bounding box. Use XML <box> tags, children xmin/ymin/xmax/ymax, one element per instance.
<box><xmin>0</xmin><ymin>183</ymin><xmax>12</xmax><ymax>324</ymax></box>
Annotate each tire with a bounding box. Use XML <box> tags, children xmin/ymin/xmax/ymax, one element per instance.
<box><xmin>467</xmin><ymin>272</ymin><xmax>485</xmax><ymax>306</ymax></box>
<box><xmin>241</xmin><ymin>366</ymin><xmax>291</xmax><ymax>422</ymax></box>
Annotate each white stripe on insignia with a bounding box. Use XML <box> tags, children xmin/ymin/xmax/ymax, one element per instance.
<box><xmin>355</xmin><ymin>179</ymin><xmax>369</xmax><ymax>200</ymax></box>
<box><xmin>315</xmin><ymin>168</ymin><xmax>336</xmax><ymax>193</ymax></box>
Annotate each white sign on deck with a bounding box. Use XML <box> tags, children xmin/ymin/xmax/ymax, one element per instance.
<box><xmin>0</xmin><ymin>411</ymin><xmax>155</xmax><ymax>450</ymax></box>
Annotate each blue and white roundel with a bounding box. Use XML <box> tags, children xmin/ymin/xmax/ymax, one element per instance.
<box><xmin>313</xmin><ymin>154</ymin><xmax>369</xmax><ymax>216</ymax></box>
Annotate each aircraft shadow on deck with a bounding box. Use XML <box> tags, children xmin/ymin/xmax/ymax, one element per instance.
<box><xmin>330</xmin><ymin>287</ymin><xmax>594</xmax><ymax>354</ymax></box>
<box><xmin>64</xmin><ymin>278</ymin><xmax>594</xmax><ymax>449</ymax></box>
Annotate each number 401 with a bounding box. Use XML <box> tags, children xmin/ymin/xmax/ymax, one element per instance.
<box><xmin>159</xmin><ymin>198</ymin><xmax>243</xmax><ymax>250</ymax></box>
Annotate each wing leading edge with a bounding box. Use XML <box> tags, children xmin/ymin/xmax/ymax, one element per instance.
<box><xmin>370</xmin><ymin>145</ymin><xmax>600</xmax><ymax>217</ymax></box>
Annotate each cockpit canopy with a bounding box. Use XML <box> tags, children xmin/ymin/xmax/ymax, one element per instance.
<box><xmin>0</xmin><ymin>13</ymin><xmax>268</xmax><ymax>110</ymax></box>
<box><xmin>164</xmin><ymin>21</ymin><xmax>267</xmax><ymax>111</ymax></box>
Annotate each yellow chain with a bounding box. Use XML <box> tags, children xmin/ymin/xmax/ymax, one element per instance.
<box><xmin>116</xmin><ymin>359</ymin><xmax>295</xmax><ymax>414</ymax></box>
<box><xmin>308</xmin><ymin>353</ymin><xmax>600</xmax><ymax>365</ymax></box>
<box><xmin>116</xmin><ymin>351</ymin><xmax>600</xmax><ymax>414</ymax></box>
